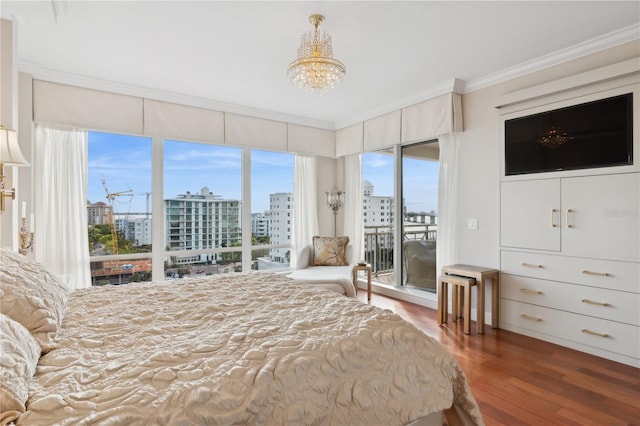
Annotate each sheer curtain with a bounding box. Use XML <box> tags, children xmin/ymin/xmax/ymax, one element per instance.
<box><xmin>436</xmin><ymin>132</ymin><xmax>460</xmax><ymax>276</ymax></box>
<box><xmin>33</xmin><ymin>124</ymin><xmax>91</xmax><ymax>290</ymax></box>
<box><xmin>292</xmin><ymin>154</ymin><xmax>319</xmax><ymax>268</ymax></box>
<box><xmin>343</xmin><ymin>154</ymin><xmax>363</xmax><ymax>265</ymax></box>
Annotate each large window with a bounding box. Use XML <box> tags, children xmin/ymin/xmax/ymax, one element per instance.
<box><xmin>88</xmin><ymin>133</ymin><xmax>294</xmax><ymax>284</ymax></box>
<box><xmin>87</xmin><ymin>132</ymin><xmax>152</xmax><ymax>285</ymax></box>
<box><xmin>362</xmin><ymin>150</ymin><xmax>395</xmax><ymax>276</ymax></box>
<box><xmin>251</xmin><ymin>150</ymin><xmax>294</xmax><ymax>270</ymax></box>
<box><xmin>164</xmin><ymin>140</ymin><xmax>242</xmax><ymax>277</ymax></box>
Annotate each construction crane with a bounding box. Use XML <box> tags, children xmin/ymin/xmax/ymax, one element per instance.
<box><xmin>100</xmin><ymin>175</ymin><xmax>132</xmax><ymax>255</ymax></box>
<box><xmin>131</xmin><ymin>192</ymin><xmax>152</xmax><ymax>218</ymax></box>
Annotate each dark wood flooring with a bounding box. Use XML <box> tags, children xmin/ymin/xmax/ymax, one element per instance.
<box><xmin>355</xmin><ymin>290</ymin><xmax>640</xmax><ymax>426</ymax></box>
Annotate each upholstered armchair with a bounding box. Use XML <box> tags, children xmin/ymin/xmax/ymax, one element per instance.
<box><xmin>288</xmin><ymin>236</ymin><xmax>356</xmax><ymax>297</ymax></box>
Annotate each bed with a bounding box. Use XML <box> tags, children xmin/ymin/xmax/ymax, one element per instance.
<box><xmin>0</xmin><ymin>248</ymin><xmax>483</xmax><ymax>425</ymax></box>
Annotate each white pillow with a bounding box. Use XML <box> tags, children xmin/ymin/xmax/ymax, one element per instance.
<box><xmin>0</xmin><ymin>248</ymin><xmax>68</xmax><ymax>352</ymax></box>
<box><xmin>0</xmin><ymin>313</ymin><xmax>41</xmax><ymax>423</ymax></box>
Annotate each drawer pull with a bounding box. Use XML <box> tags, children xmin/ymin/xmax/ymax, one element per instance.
<box><xmin>520</xmin><ymin>314</ymin><xmax>542</xmax><ymax>322</ymax></box>
<box><xmin>581</xmin><ymin>270</ymin><xmax>609</xmax><ymax>277</ymax></box>
<box><xmin>521</xmin><ymin>262</ymin><xmax>543</xmax><ymax>268</ymax></box>
<box><xmin>581</xmin><ymin>298</ymin><xmax>610</xmax><ymax>307</ymax></box>
<box><xmin>565</xmin><ymin>209</ymin><xmax>573</xmax><ymax>228</ymax></box>
<box><xmin>581</xmin><ymin>329</ymin><xmax>609</xmax><ymax>338</ymax></box>
<box><xmin>550</xmin><ymin>208</ymin><xmax>558</xmax><ymax>228</ymax></box>
<box><xmin>520</xmin><ymin>288</ymin><xmax>542</xmax><ymax>295</ymax></box>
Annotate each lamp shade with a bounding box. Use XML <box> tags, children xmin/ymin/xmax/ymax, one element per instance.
<box><xmin>0</xmin><ymin>126</ymin><xmax>29</xmax><ymax>166</ymax></box>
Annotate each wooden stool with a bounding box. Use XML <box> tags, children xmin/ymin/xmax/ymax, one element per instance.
<box><xmin>438</xmin><ymin>274</ymin><xmax>477</xmax><ymax>334</ymax></box>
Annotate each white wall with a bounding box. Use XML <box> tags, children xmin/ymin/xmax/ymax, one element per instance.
<box><xmin>317</xmin><ymin>156</ymin><xmax>339</xmax><ymax>237</ymax></box>
<box><xmin>0</xmin><ymin>19</ymin><xmax>18</xmax><ymax>249</ymax></box>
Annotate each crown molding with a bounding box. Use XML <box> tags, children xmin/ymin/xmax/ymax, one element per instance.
<box><xmin>18</xmin><ymin>61</ymin><xmax>336</xmax><ymax>130</ymax></box>
<box><xmin>464</xmin><ymin>23</ymin><xmax>640</xmax><ymax>94</ymax></box>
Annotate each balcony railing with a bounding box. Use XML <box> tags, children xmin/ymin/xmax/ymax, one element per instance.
<box><xmin>364</xmin><ymin>223</ymin><xmax>437</xmax><ymax>276</ymax></box>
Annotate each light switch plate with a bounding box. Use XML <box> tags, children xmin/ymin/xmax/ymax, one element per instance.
<box><xmin>467</xmin><ymin>218</ymin><xmax>478</xmax><ymax>230</ymax></box>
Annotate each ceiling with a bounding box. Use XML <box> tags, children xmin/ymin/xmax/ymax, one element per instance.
<box><xmin>2</xmin><ymin>1</ymin><xmax>639</xmax><ymax>130</ymax></box>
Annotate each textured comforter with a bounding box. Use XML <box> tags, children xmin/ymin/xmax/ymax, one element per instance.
<box><xmin>19</xmin><ymin>273</ymin><xmax>482</xmax><ymax>425</ymax></box>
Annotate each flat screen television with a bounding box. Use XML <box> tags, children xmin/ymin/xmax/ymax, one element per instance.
<box><xmin>504</xmin><ymin>93</ymin><xmax>633</xmax><ymax>176</ymax></box>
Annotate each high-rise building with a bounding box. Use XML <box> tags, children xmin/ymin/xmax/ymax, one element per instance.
<box><xmin>268</xmin><ymin>192</ymin><xmax>292</xmax><ymax>264</ymax></box>
<box><xmin>114</xmin><ymin>214</ymin><xmax>152</xmax><ymax>246</ymax></box>
<box><xmin>87</xmin><ymin>201</ymin><xmax>111</xmax><ymax>225</ymax></box>
<box><xmin>363</xmin><ymin>180</ymin><xmax>394</xmax><ymax>228</ymax></box>
<box><xmin>164</xmin><ymin>187</ymin><xmax>241</xmax><ymax>264</ymax></box>
<box><xmin>251</xmin><ymin>212</ymin><xmax>271</xmax><ymax>238</ymax></box>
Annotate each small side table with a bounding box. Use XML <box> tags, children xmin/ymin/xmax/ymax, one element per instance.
<box><xmin>352</xmin><ymin>264</ymin><xmax>372</xmax><ymax>301</ymax></box>
<box><xmin>441</xmin><ymin>264</ymin><xmax>500</xmax><ymax>333</ymax></box>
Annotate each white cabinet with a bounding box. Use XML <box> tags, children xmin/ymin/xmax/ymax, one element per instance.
<box><xmin>498</xmin><ymin>75</ymin><xmax>640</xmax><ymax>367</ymax></box>
<box><xmin>561</xmin><ymin>174</ymin><xmax>639</xmax><ymax>262</ymax></box>
<box><xmin>501</xmin><ymin>173</ymin><xmax>639</xmax><ymax>262</ymax></box>
<box><xmin>500</xmin><ymin>172</ymin><xmax>640</xmax><ymax>367</ymax></box>
<box><xmin>501</xmin><ymin>179</ymin><xmax>560</xmax><ymax>251</ymax></box>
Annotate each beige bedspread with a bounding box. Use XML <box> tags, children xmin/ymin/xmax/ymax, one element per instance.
<box><xmin>19</xmin><ymin>272</ymin><xmax>482</xmax><ymax>425</ymax></box>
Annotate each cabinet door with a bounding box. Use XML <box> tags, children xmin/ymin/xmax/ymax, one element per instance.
<box><xmin>501</xmin><ymin>179</ymin><xmax>560</xmax><ymax>251</ymax></box>
<box><xmin>562</xmin><ymin>173</ymin><xmax>639</xmax><ymax>262</ymax></box>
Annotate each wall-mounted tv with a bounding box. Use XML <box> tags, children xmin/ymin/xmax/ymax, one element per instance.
<box><xmin>504</xmin><ymin>93</ymin><xmax>633</xmax><ymax>176</ymax></box>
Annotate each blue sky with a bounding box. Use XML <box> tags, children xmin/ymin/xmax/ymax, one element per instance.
<box><xmin>88</xmin><ymin>132</ymin><xmax>438</xmax><ymax>216</ymax></box>
<box><xmin>362</xmin><ymin>152</ymin><xmax>439</xmax><ymax>213</ymax></box>
<box><xmin>88</xmin><ymin>132</ymin><xmax>294</xmax><ymax>214</ymax></box>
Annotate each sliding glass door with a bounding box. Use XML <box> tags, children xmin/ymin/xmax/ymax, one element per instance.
<box><xmin>401</xmin><ymin>140</ymin><xmax>439</xmax><ymax>292</ymax></box>
<box><xmin>362</xmin><ymin>140</ymin><xmax>439</xmax><ymax>293</ymax></box>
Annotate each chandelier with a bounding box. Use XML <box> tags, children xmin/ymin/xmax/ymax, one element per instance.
<box><xmin>537</xmin><ymin>123</ymin><xmax>570</xmax><ymax>148</ymax></box>
<box><xmin>287</xmin><ymin>14</ymin><xmax>346</xmax><ymax>95</ymax></box>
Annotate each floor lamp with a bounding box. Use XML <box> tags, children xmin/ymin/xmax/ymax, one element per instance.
<box><xmin>326</xmin><ymin>187</ymin><xmax>344</xmax><ymax>237</ymax></box>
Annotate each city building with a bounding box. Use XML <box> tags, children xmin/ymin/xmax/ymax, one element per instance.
<box><xmin>268</xmin><ymin>192</ymin><xmax>292</xmax><ymax>264</ymax></box>
<box><xmin>86</xmin><ymin>201</ymin><xmax>110</xmax><ymax>225</ymax></box>
<box><xmin>251</xmin><ymin>212</ymin><xmax>271</xmax><ymax>238</ymax></box>
<box><xmin>363</xmin><ymin>180</ymin><xmax>395</xmax><ymax>228</ymax></box>
<box><xmin>114</xmin><ymin>213</ymin><xmax>152</xmax><ymax>246</ymax></box>
<box><xmin>165</xmin><ymin>187</ymin><xmax>240</xmax><ymax>265</ymax></box>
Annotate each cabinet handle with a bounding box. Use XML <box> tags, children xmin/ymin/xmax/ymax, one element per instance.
<box><xmin>521</xmin><ymin>262</ymin><xmax>543</xmax><ymax>268</ymax></box>
<box><xmin>581</xmin><ymin>329</ymin><xmax>609</xmax><ymax>338</ymax></box>
<box><xmin>550</xmin><ymin>208</ymin><xmax>559</xmax><ymax>228</ymax></box>
<box><xmin>581</xmin><ymin>270</ymin><xmax>609</xmax><ymax>277</ymax></box>
<box><xmin>520</xmin><ymin>314</ymin><xmax>542</xmax><ymax>322</ymax></box>
<box><xmin>581</xmin><ymin>298</ymin><xmax>610</xmax><ymax>307</ymax></box>
<box><xmin>520</xmin><ymin>288</ymin><xmax>543</xmax><ymax>295</ymax></box>
<box><xmin>565</xmin><ymin>209</ymin><xmax>573</xmax><ymax>228</ymax></box>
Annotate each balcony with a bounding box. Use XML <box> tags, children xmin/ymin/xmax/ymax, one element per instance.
<box><xmin>364</xmin><ymin>223</ymin><xmax>437</xmax><ymax>292</ymax></box>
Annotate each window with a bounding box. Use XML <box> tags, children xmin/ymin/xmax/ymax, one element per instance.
<box><xmin>251</xmin><ymin>150</ymin><xmax>294</xmax><ymax>269</ymax></box>
<box><xmin>88</xmin><ymin>134</ymin><xmax>294</xmax><ymax>283</ymax></box>
<box><xmin>163</xmin><ymin>139</ymin><xmax>242</xmax><ymax>276</ymax></box>
<box><xmin>87</xmin><ymin>131</ymin><xmax>152</xmax><ymax>285</ymax></box>
<box><xmin>362</xmin><ymin>151</ymin><xmax>394</xmax><ymax>274</ymax></box>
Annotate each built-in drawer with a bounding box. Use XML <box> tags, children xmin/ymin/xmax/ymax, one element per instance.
<box><xmin>501</xmin><ymin>299</ymin><xmax>640</xmax><ymax>361</ymax></box>
<box><xmin>501</xmin><ymin>274</ymin><xmax>640</xmax><ymax>326</ymax></box>
<box><xmin>501</xmin><ymin>250</ymin><xmax>639</xmax><ymax>293</ymax></box>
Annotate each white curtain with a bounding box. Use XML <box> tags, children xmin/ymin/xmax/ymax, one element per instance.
<box><xmin>436</xmin><ymin>133</ymin><xmax>460</xmax><ymax>276</ymax></box>
<box><xmin>292</xmin><ymin>154</ymin><xmax>319</xmax><ymax>268</ymax></box>
<box><xmin>343</xmin><ymin>154</ymin><xmax>363</xmax><ymax>265</ymax></box>
<box><xmin>33</xmin><ymin>124</ymin><xmax>91</xmax><ymax>290</ymax></box>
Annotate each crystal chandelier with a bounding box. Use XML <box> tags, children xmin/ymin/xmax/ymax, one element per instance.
<box><xmin>287</xmin><ymin>14</ymin><xmax>346</xmax><ymax>95</ymax></box>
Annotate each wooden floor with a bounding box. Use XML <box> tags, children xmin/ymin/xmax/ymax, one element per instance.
<box><xmin>355</xmin><ymin>290</ymin><xmax>640</xmax><ymax>426</ymax></box>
